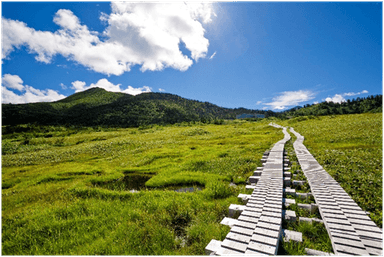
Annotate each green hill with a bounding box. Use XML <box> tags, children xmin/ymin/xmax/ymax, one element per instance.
<box><xmin>55</xmin><ymin>87</ymin><xmax>129</xmax><ymax>108</ymax></box>
<box><xmin>2</xmin><ymin>88</ymin><xmax>274</xmax><ymax>127</ymax></box>
<box><xmin>282</xmin><ymin>94</ymin><xmax>382</xmax><ymax>117</ymax></box>
<box><xmin>2</xmin><ymin>88</ymin><xmax>381</xmax><ymax>127</ymax></box>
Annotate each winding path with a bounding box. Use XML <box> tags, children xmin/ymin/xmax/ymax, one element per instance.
<box><xmin>291</xmin><ymin>127</ymin><xmax>382</xmax><ymax>255</ymax></box>
<box><xmin>206</xmin><ymin>124</ymin><xmax>290</xmax><ymax>255</ymax></box>
<box><xmin>206</xmin><ymin>124</ymin><xmax>382</xmax><ymax>255</ymax></box>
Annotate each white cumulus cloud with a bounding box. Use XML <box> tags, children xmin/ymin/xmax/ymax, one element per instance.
<box><xmin>2</xmin><ymin>3</ymin><xmax>215</xmax><ymax>76</ymax></box>
<box><xmin>325</xmin><ymin>94</ymin><xmax>345</xmax><ymax>103</ymax></box>
<box><xmin>71</xmin><ymin>78</ymin><xmax>152</xmax><ymax>96</ymax></box>
<box><xmin>264</xmin><ymin>90</ymin><xmax>316</xmax><ymax>110</ymax></box>
<box><xmin>2</xmin><ymin>74</ymin><xmax>25</xmax><ymax>91</ymax></box>
<box><xmin>71</xmin><ymin>81</ymin><xmax>87</xmax><ymax>92</ymax></box>
<box><xmin>2</xmin><ymin>74</ymin><xmax>66</xmax><ymax>104</ymax></box>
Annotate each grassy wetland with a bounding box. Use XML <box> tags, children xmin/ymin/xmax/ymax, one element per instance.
<box><xmin>2</xmin><ymin>119</ymin><xmax>282</xmax><ymax>255</ymax></box>
<box><xmin>2</xmin><ymin>113</ymin><xmax>382</xmax><ymax>255</ymax></box>
<box><xmin>280</xmin><ymin>113</ymin><xmax>382</xmax><ymax>228</ymax></box>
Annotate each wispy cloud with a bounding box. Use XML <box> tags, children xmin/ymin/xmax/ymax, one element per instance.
<box><xmin>60</xmin><ymin>83</ymin><xmax>67</xmax><ymax>90</ymax></box>
<box><xmin>325</xmin><ymin>90</ymin><xmax>369</xmax><ymax>103</ymax></box>
<box><xmin>264</xmin><ymin>90</ymin><xmax>316</xmax><ymax>110</ymax></box>
<box><xmin>342</xmin><ymin>90</ymin><xmax>369</xmax><ymax>96</ymax></box>
<box><xmin>159</xmin><ymin>88</ymin><xmax>165</xmax><ymax>92</ymax></box>
<box><xmin>57</xmin><ymin>64</ymin><xmax>68</xmax><ymax>69</ymax></box>
<box><xmin>2</xmin><ymin>74</ymin><xmax>66</xmax><ymax>104</ymax></box>
<box><xmin>209</xmin><ymin>51</ymin><xmax>216</xmax><ymax>60</ymax></box>
<box><xmin>2</xmin><ymin>3</ymin><xmax>216</xmax><ymax>76</ymax></box>
<box><xmin>71</xmin><ymin>78</ymin><xmax>152</xmax><ymax>96</ymax></box>
<box><xmin>256</xmin><ymin>100</ymin><xmax>262</xmax><ymax>105</ymax></box>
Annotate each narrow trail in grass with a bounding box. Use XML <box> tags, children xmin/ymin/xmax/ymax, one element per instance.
<box><xmin>206</xmin><ymin>123</ymin><xmax>291</xmax><ymax>255</ymax></box>
<box><xmin>290</xmin><ymin>127</ymin><xmax>382</xmax><ymax>255</ymax></box>
<box><xmin>206</xmin><ymin>122</ymin><xmax>382</xmax><ymax>256</ymax></box>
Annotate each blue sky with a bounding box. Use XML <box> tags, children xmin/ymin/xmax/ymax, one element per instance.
<box><xmin>2</xmin><ymin>2</ymin><xmax>382</xmax><ymax>110</ymax></box>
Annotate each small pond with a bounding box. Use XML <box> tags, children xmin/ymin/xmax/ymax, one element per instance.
<box><xmin>93</xmin><ymin>173</ymin><xmax>153</xmax><ymax>191</ymax></box>
<box><xmin>94</xmin><ymin>173</ymin><xmax>203</xmax><ymax>193</ymax></box>
<box><xmin>169</xmin><ymin>186</ymin><xmax>203</xmax><ymax>193</ymax></box>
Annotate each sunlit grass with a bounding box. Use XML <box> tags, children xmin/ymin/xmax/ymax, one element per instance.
<box><xmin>280</xmin><ymin>113</ymin><xmax>382</xmax><ymax>227</ymax></box>
<box><xmin>3</xmin><ymin>113</ymin><xmax>380</xmax><ymax>255</ymax></box>
<box><xmin>2</xmin><ymin>120</ymin><xmax>281</xmax><ymax>255</ymax></box>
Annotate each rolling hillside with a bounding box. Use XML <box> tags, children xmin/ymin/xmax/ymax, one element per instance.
<box><xmin>2</xmin><ymin>88</ymin><xmax>274</xmax><ymax>127</ymax></box>
<box><xmin>2</xmin><ymin>88</ymin><xmax>381</xmax><ymax>127</ymax></box>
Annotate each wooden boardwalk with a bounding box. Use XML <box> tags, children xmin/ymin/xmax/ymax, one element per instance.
<box><xmin>290</xmin><ymin>127</ymin><xmax>382</xmax><ymax>256</ymax></box>
<box><xmin>206</xmin><ymin>125</ymin><xmax>382</xmax><ymax>256</ymax></box>
<box><xmin>206</xmin><ymin>124</ymin><xmax>290</xmax><ymax>255</ymax></box>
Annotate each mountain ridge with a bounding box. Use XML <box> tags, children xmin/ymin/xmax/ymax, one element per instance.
<box><xmin>2</xmin><ymin>88</ymin><xmax>381</xmax><ymax>127</ymax></box>
<box><xmin>2</xmin><ymin>88</ymin><xmax>273</xmax><ymax>127</ymax></box>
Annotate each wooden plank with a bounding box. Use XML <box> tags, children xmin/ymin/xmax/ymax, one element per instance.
<box><xmin>221</xmin><ymin>238</ymin><xmax>248</xmax><ymax>252</ymax></box>
<box><xmin>361</xmin><ymin>238</ymin><xmax>383</xmax><ymax>250</ymax></box>
<box><xmin>242</xmin><ymin>210</ymin><xmax>262</xmax><ymax>217</ymax></box>
<box><xmin>333</xmin><ymin>243</ymin><xmax>369</xmax><ymax>256</ymax></box>
<box><xmin>251</xmin><ymin>234</ymin><xmax>278</xmax><ymax>246</ymax></box>
<box><xmin>323</xmin><ymin>217</ymin><xmax>351</xmax><ymax>225</ymax></box>
<box><xmin>342</xmin><ymin>211</ymin><xmax>371</xmax><ymax>219</ymax></box>
<box><xmin>329</xmin><ymin>228</ymin><xmax>364</xmax><ymax>239</ymax></box>
<box><xmin>225</xmin><ymin>232</ymin><xmax>251</xmax><ymax>244</ymax></box>
<box><xmin>244</xmin><ymin>249</ymin><xmax>269</xmax><ymax>255</ymax></box>
<box><xmin>347</xmin><ymin>217</ymin><xmax>380</xmax><ymax>227</ymax></box>
<box><xmin>351</xmin><ymin>223</ymin><xmax>382</xmax><ymax>233</ymax></box>
<box><xmin>326</xmin><ymin>222</ymin><xmax>356</xmax><ymax>232</ymax></box>
<box><xmin>262</xmin><ymin>211</ymin><xmax>282</xmax><ymax>218</ymax></box>
<box><xmin>259</xmin><ymin>215</ymin><xmax>282</xmax><ymax>225</ymax></box>
<box><xmin>254</xmin><ymin>227</ymin><xmax>280</xmax><ymax>238</ymax></box>
<box><xmin>365</xmin><ymin>246</ymin><xmax>383</xmax><ymax>256</ymax></box>
<box><xmin>263</xmin><ymin>199</ymin><xmax>282</xmax><ymax>205</ymax></box>
<box><xmin>246</xmin><ymin>203</ymin><xmax>263</xmax><ymax>209</ymax></box>
<box><xmin>216</xmin><ymin>246</ymin><xmax>244</xmax><ymax>255</ymax></box>
<box><xmin>230</xmin><ymin>226</ymin><xmax>254</xmax><ymax>236</ymax></box>
<box><xmin>354</xmin><ymin>228</ymin><xmax>383</xmax><ymax>240</ymax></box>
<box><xmin>321</xmin><ymin>213</ymin><xmax>348</xmax><ymax>220</ymax></box>
<box><xmin>256</xmin><ymin>221</ymin><xmax>281</xmax><ymax>231</ymax></box>
<box><xmin>330</xmin><ymin>230</ymin><xmax>361</xmax><ymax>241</ymax></box>
<box><xmin>321</xmin><ymin>209</ymin><xmax>344</xmax><ymax>215</ymax></box>
<box><xmin>235</xmin><ymin>220</ymin><xmax>257</xmax><ymax>230</ymax></box>
<box><xmin>263</xmin><ymin>203</ymin><xmax>282</xmax><ymax>210</ymax></box>
<box><xmin>238</xmin><ymin>215</ymin><xmax>259</xmax><ymax>224</ymax></box>
<box><xmin>247</xmin><ymin>241</ymin><xmax>276</xmax><ymax>255</ymax></box>
<box><xmin>221</xmin><ymin>238</ymin><xmax>248</xmax><ymax>253</ymax></box>
<box><xmin>332</xmin><ymin>236</ymin><xmax>364</xmax><ymax>248</ymax></box>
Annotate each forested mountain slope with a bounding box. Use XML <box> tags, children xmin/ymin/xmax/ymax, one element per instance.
<box><xmin>2</xmin><ymin>88</ymin><xmax>274</xmax><ymax>127</ymax></box>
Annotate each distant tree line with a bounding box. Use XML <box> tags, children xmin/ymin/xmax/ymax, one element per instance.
<box><xmin>2</xmin><ymin>88</ymin><xmax>381</xmax><ymax>128</ymax></box>
<box><xmin>280</xmin><ymin>95</ymin><xmax>382</xmax><ymax>118</ymax></box>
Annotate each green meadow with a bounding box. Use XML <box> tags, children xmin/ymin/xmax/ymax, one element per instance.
<box><xmin>280</xmin><ymin>113</ymin><xmax>382</xmax><ymax>227</ymax></box>
<box><xmin>2</xmin><ymin>113</ymin><xmax>382</xmax><ymax>255</ymax></box>
<box><xmin>2</xmin><ymin>120</ymin><xmax>282</xmax><ymax>255</ymax></box>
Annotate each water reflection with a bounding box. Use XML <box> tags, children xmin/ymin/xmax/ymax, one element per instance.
<box><xmin>173</xmin><ymin>186</ymin><xmax>202</xmax><ymax>193</ymax></box>
<box><xmin>94</xmin><ymin>173</ymin><xmax>203</xmax><ymax>193</ymax></box>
